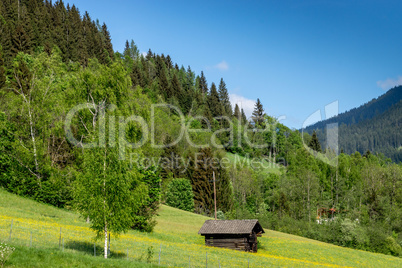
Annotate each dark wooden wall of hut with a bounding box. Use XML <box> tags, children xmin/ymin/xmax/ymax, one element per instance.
<box><xmin>204</xmin><ymin>233</ymin><xmax>258</xmax><ymax>252</ymax></box>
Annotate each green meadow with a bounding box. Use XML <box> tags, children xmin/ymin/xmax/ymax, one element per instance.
<box><xmin>0</xmin><ymin>189</ymin><xmax>401</xmax><ymax>267</ymax></box>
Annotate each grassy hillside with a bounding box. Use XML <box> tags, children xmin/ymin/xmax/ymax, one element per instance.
<box><xmin>1</xmin><ymin>189</ymin><xmax>401</xmax><ymax>267</ymax></box>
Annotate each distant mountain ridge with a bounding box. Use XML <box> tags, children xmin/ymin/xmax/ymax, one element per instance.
<box><xmin>306</xmin><ymin>86</ymin><xmax>402</xmax><ymax>129</ymax></box>
<box><xmin>305</xmin><ymin>86</ymin><xmax>402</xmax><ymax>162</ymax></box>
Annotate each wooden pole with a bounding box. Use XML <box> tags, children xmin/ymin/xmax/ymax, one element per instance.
<box><xmin>159</xmin><ymin>244</ymin><xmax>161</xmax><ymax>265</ymax></box>
<box><xmin>213</xmin><ymin>171</ymin><xmax>217</xmax><ymax>220</ymax></box>
<box><xmin>59</xmin><ymin>227</ymin><xmax>62</xmax><ymax>249</ymax></box>
<box><xmin>9</xmin><ymin>219</ymin><xmax>13</xmax><ymax>241</ymax></box>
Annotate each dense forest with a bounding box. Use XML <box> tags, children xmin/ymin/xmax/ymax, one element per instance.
<box><xmin>0</xmin><ymin>0</ymin><xmax>401</xmax><ymax>258</ymax></box>
<box><xmin>305</xmin><ymin>87</ymin><xmax>402</xmax><ymax>162</ymax></box>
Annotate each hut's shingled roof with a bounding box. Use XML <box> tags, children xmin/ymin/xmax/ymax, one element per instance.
<box><xmin>198</xmin><ymin>220</ymin><xmax>265</xmax><ymax>235</ymax></box>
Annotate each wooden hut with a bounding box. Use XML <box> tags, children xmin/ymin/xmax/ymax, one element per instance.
<box><xmin>198</xmin><ymin>220</ymin><xmax>265</xmax><ymax>252</ymax></box>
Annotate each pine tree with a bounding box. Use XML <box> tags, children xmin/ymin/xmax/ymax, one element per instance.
<box><xmin>186</xmin><ymin>66</ymin><xmax>195</xmax><ymax>90</ymax></box>
<box><xmin>165</xmin><ymin>55</ymin><xmax>173</xmax><ymax>69</ymax></box>
<box><xmin>218</xmin><ymin>78</ymin><xmax>232</xmax><ymax>117</ymax></box>
<box><xmin>1</xmin><ymin>25</ymin><xmax>13</xmax><ymax>66</ymax></box>
<box><xmin>12</xmin><ymin>56</ymin><xmax>32</xmax><ymax>95</ymax></box>
<box><xmin>203</xmin><ymin>105</ymin><xmax>213</xmax><ymax>128</ymax></box>
<box><xmin>158</xmin><ymin>66</ymin><xmax>171</xmax><ymax>100</ymax></box>
<box><xmin>199</xmin><ymin>71</ymin><xmax>208</xmax><ymax>94</ymax></box>
<box><xmin>208</xmin><ymin>82</ymin><xmax>223</xmax><ymax>117</ymax></box>
<box><xmin>251</xmin><ymin>98</ymin><xmax>264</xmax><ymax>126</ymax></box>
<box><xmin>155</xmin><ymin>55</ymin><xmax>164</xmax><ymax>78</ymax></box>
<box><xmin>233</xmin><ymin>104</ymin><xmax>241</xmax><ymax>119</ymax></box>
<box><xmin>188</xmin><ymin>147</ymin><xmax>214</xmax><ymax>214</ymax></box>
<box><xmin>170</xmin><ymin>73</ymin><xmax>182</xmax><ymax>99</ymax></box>
<box><xmin>130</xmin><ymin>64</ymin><xmax>141</xmax><ymax>87</ymax></box>
<box><xmin>28</xmin><ymin>0</ymin><xmax>46</xmax><ymax>49</ymax></box>
<box><xmin>124</xmin><ymin>39</ymin><xmax>139</xmax><ymax>60</ymax></box>
<box><xmin>123</xmin><ymin>40</ymin><xmax>130</xmax><ymax>57</ymax></box>
<box><xmin>67</xmin><ymin>4</ymin><xmax>85</xmax><ymax>63</ymax></box>
<box><xmin>140</xmin><ymin>56</ymin><xmax>150</xmax><ymax>86</ymax></box>
<box><xmin>215</xmin><ymin>166</ymin><xmax>233</xmax><ymax>212</ymax></box>
<box><xmin>241</xmin><ymin>108</ymin><xmax>247</xmax><ymax>123</ymax></box>
<box><xmin>0</xmin><ymin>45</ymin><xmax>5</xmax><ymax>89</ymax></box>
<box><xmin>42</xmin><ymin>0</ymin><xmax>53</xmax><ymax>47</ymax></box>
<box><xmin>101</xmin><ymin>23</ymin><xmax>114</xmax><ymax>59</ymax></box>
<box><xmin>308</xmin><ymin>131</ymin><xmax>322</xmax><ymax>152</ymax></box>
<box><xmin>51</xmin><ymin>0</ymin><xmax>67</xmax><ymax>58</ymax></box>
<box><xmin>187</xmin><ymin>147</ymin><xmax>232</xmax><ymax>214</ymax></box>
<box><xmin>146</xmin><ymin>48</ymin><xmax>153</xmax><ymax>60</ymax></box>
<box><xmin>130</xmin><ymin>40</ymin><xmax>139</xmax><ymax>59</ymax></box>
<box><xmin>82</xmin><ymin>12</ymin><xmax>102</xmax><ymax>60</ymax></box>
<box><xmin>11</xmin><ymin>24</ymin><xmax>31</xmax><ymax>56</ymax></box>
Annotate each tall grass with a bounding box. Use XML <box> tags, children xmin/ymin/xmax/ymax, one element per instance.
<box><xmin>1</xmin><ymin>189</ymin><xmax>402</xmax><ymax>267</ymax></box>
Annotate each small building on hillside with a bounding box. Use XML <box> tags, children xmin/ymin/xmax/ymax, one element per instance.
<box><xmin>198</xmin><ymin>219</ymin><xmax>265</xmax><ymax>252</ymax></box>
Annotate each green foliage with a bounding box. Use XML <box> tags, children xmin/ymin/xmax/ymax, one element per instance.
<box><xmin>146</xmin><ymin>246</ymin><xmax>154</xmax><ymax>263</ymax></box>
<box><xmin>0</xmin><ymin>0</ymin><xmax>114</xmax><ymax>66</ymax></box>
<box><xmin>0</xmin><ymin>242</ymin><xmax>15</xmax><ymax>268</ymax></box>
<box><xmin>165</xmin><ymin>178</ymin><xmax>194</xmax><ymax>212</ymax></box>
<box><xmin>0</xmin><ymin>112</ymin><xmax>14</xmax><ymax>188</ymax></box>
<box><xmin>216</xmin><ymin>210</ymin><xmax>225</xmax><ymax>220</ymax></box>
<box><xmin>233</xmin><ymin>104</ymin><xmax>240</xmax><ymax>119</ymax></box>
<box><xmin>308</xmin><ymin>131</ymin><xmax>322</xmax><ymax>152</ymax></box>
<box><xmin>218</xmin><ymin>78</ymin><xmax>232</xmax><ymax>117</ymax></box>
<box><xmin>208</xmin><ymin>82</ymin><xmax>222</xmax><ymax>117</ymax></box>
<box><xmin>186</xmin><ymin>147</ymin><xmax>233</xmax><ymax>215</ymax></box>
<box><xmin>385</xmin><ymin>236</ymin><xmax>402</xmax><ymax>256</ymax></box>
<box><xmin>251</xmin><ymin>98</ymin><xmax>264</xmax><ymax>126</ymax></box>
<box><xmin>305</xmin><ymin>87</ymin><xmax>402</xmax><ymax>162</ymax></box>
<box><xmin>0</xmin><ymin>45</ymin><xmax>5</xmax><ymax>88</ymax></box>
<box><xmin>241</xmin><ymin>108</ymin><xmax>247</xmax><ymax>123</ymax></box>
<box><xmin>131</xmin><ymin>168</ymin><xmax>161</xmax><ymax>232</ymax></box>
<box><xmin>74</xmin><ymin>146</ymin><xmax>148</xmax><ymax>239</ymax></box>
<box><xmin>198</xmin><ymin>71</ymin><xmax>208</xmax><ymax>94</ymax></box>
<box><xmin>0</xmin><ymin>0</ymin><xmax>400</xmax><ymax>259</ymax></box>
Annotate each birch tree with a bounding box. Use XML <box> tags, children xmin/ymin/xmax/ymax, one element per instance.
<box><xmin>74</xmin><ymin>144</ymin><xmax>148</xmax><ymax>258</ymax></box>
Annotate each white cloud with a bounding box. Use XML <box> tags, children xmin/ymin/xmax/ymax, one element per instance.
<box><xmin>215</xmin><ymin>60</ymin><xmax>229</xmax><ymax>71</ymax></box>
<box><xmin>229</xmin><ymin>94</ymin><xmax>256</xmax><ymax>119</ymax></box>
<box><xmin>376</xmin><ymin>76</ymin><xmax>402</xmax><ymax>90</ymax></box>
<box><xmin>206</xmin><ymin>60</ymin><xmax>229</xmax><ymax>71</ymax></box>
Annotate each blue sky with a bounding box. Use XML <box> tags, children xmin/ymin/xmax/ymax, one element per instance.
<box><xmin>66</xmin><ymin>0</ymin><xmax>402</xmax><ymax>129</ymax></box>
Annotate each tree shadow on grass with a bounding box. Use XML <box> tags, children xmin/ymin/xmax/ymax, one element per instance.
<box><xmin>65</xmin><ymin>240</ymin><xmax>126</xmax><ymax>259</ymax></box>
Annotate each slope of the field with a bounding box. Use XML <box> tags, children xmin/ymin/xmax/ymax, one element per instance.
<box><xmin>0</xmin><ymin>189</ymin><xmax>401</xmax><ymax>267</ymax></box>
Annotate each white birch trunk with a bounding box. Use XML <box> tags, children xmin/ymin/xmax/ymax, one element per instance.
<box><xmin>28</xmin><ymin>107</ymin><xmax>39</xmax><ymax>177</ymax></box>
<box><xmin>103</xmin><ymin>140</ymin><xmax>108</xmax><ymax>259</ymax></box>
<box><xmin>13</xmin><ymin>73</ymin><xmax>41</xmax><ymax>183</ymax></box>
<box><xmin>104</xmin><ymin>223</ymin><xmax>108</xmax><ymax>259</ymax></box>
